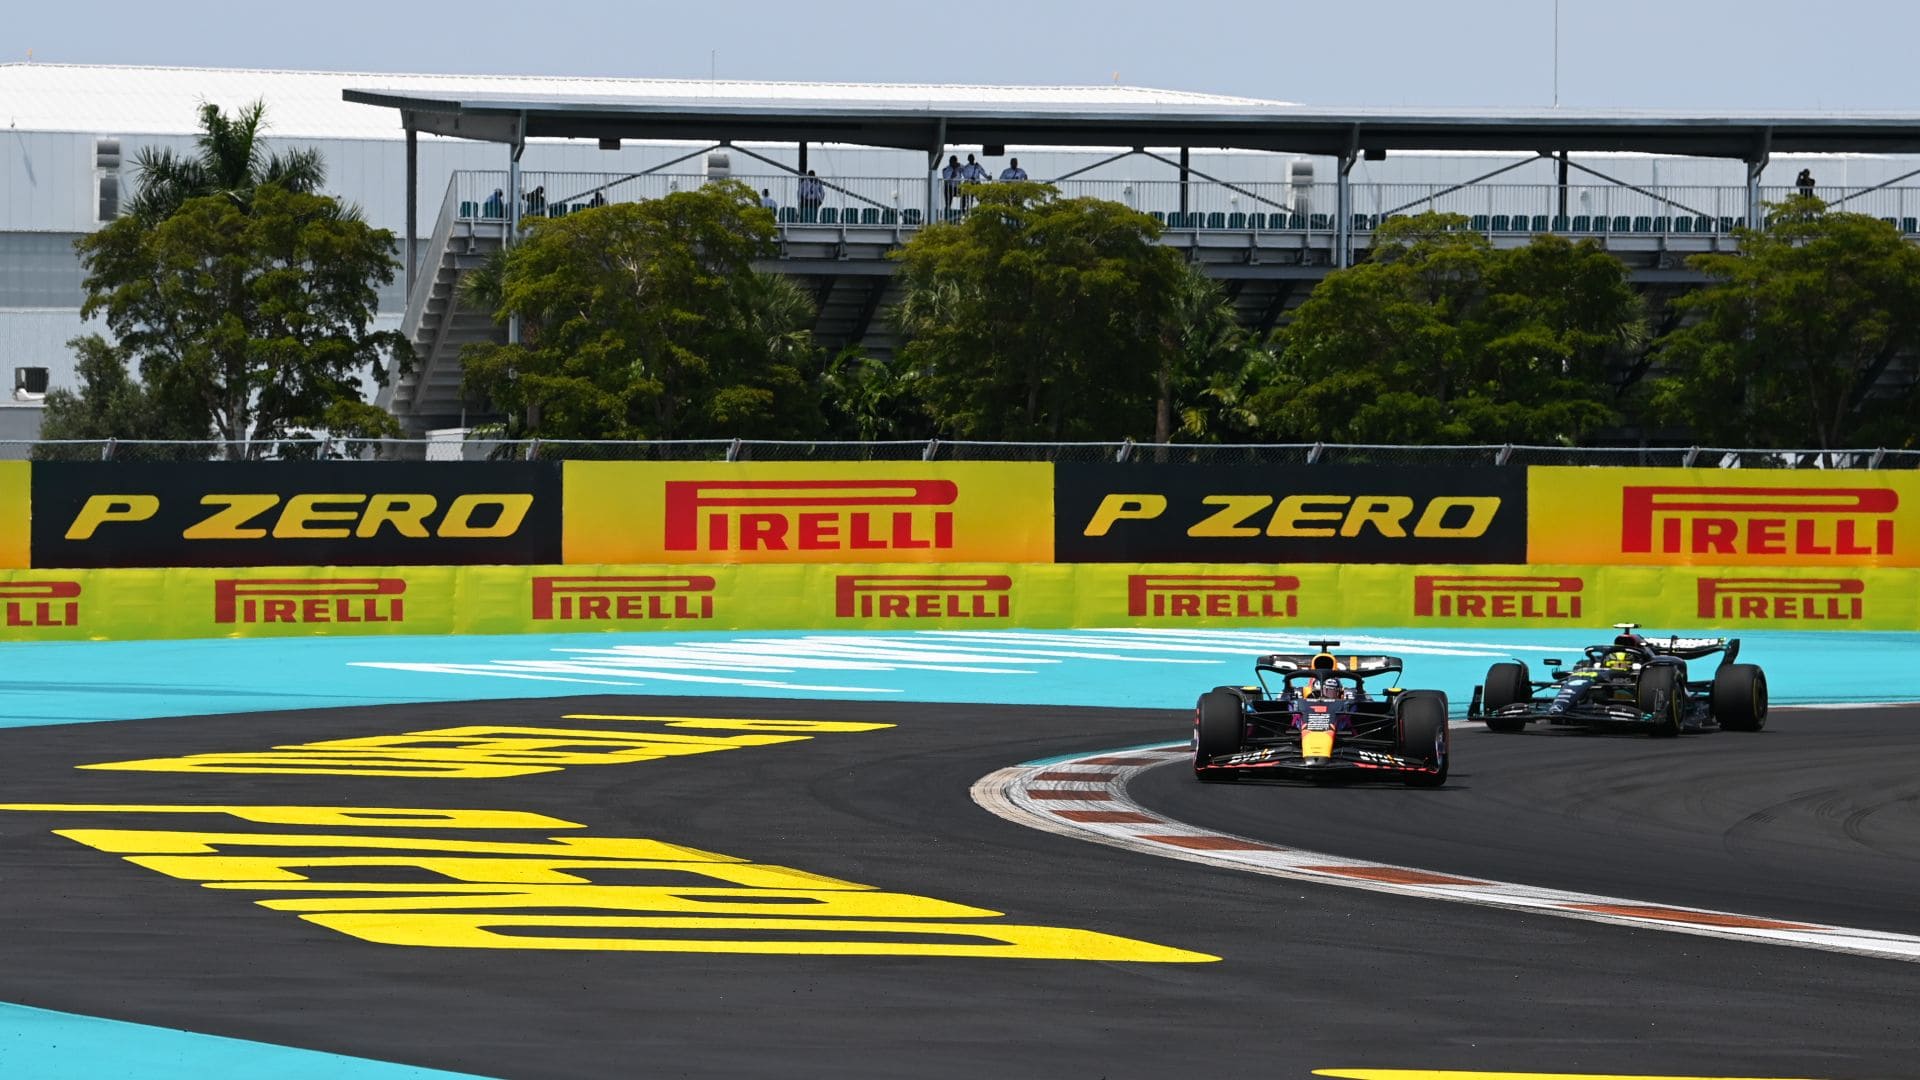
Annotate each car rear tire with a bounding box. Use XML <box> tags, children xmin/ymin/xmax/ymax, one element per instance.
<box><xmin>1395</xmin><ymin>690</ymin><xmax>1450</xmax><ymax>787</ymax></box>
<box><xmin>1194</xmin><ymin>690</ymin><xmax>1244</xmax><ymax>782</ymax></box>
<box><xmin>1712</xmin><ymin>664</ymin><xmax>1768</xmax><ymax>732</ymax></box>
<box><xmin>1481</xmin><ymin>662</ymin><xmax>1530</xmax><ymax>733</ymax></box>
<box><xmin>1638</xmin><ymin>664</ymin><xmax>1685</xmax><ymax>738</ymax></box>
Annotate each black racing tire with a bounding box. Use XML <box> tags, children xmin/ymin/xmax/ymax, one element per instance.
<box><xmin>1712</xmin><ymin>664</ymin><xmax>1769</xmax><ymax>732</ymax></box>
<box><xmin>1638</xmin><ymin>663</ymin><xmax>1685</xmax><ymax>738</ymax></box>
<box><xmin>1193</xmin><ymin>690</ymin><xmax>1245</xmax><ymax>782</ymax></box>
<box><xmin>1481</xmin><ymin>661</ymin><xmax>1530</xmax><ymax>733</ymax></box>
<box><xmin>1395</xmin><ymin>690</ymin><xmax>1450</xmax><ymax>787</ymax></box>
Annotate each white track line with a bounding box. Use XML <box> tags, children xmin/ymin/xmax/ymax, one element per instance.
<box><xmin>971</xmin><ymin>744</ymin><xmax>1920</xmax><ymax>965</ymax></box>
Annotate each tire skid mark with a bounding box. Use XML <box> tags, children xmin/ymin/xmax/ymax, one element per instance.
<box><xmin>972</xmin><ymin>743</ymin><xmax>1920</xmax><ymax>965</ymax></box>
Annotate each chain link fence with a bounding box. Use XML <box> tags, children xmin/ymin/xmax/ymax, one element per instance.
<box><xmin>3</xmin><ymin>437</ymin><xmax>1917</xmax><ymax>468</ymax></box>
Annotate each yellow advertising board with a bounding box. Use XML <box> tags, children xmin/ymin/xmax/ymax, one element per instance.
<box><xmin>4</xmin><ymin>561</ymin><xmax>1916</xmax><ymax>642</ymax></box>
<box><xmin>0</xmin><ymin>461</ymin><xmax>27</xmax><ymax>569</ymax></box>
<box><xmin>562</xmin><ymin>461</ymin><xmax>1053</xmax><ymax>565</ymax></box>
<box><xmin>1528</xmin><ymin>466</ymin><xmax>1920</xmax><ymax>567</ymax></box>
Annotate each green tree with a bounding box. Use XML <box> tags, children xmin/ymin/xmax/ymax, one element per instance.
<box><xmin>74</xmin><ymin>183</ymin><xmax>410</xmax><ymax>457</ymax></box>
<box><xmin>461</xmin><ymin>183</ymin><xmax>822</xmax><ymax>439</ymax></box>
<box><xmin>1270</xmin><ymin>214</ymin><xmax>1645</xmax><ymax>444</ymax></box>
<box><xmin>1652</xmin><ymin>196</ymin><xmax>1920</xmax><ymax>449</ymax></box>
<box><xmin>32</xmin><ymin>337</ymin><xmax>210</xmax><ymax>457</ymax></box>
<box><xmin>125</xmin><ymin>100</ymin><xmax>327</xmax><ymax>222</ymax></box>
<box><xmin>818</xmin><ymin>350</ymin><xmax>932</xmax><ymax>443</ymax></box>
<box><xmin>890</xmin><ymin>182</ymin><xmax>1189</xmax><ymax>441</ymax></box>
<box><xmin>1172</xmin><ymin>269</ymin><xmax>1279</xmax><ymax>443</ymax></box>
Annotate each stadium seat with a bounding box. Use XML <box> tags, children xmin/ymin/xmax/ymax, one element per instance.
<box><xmin>1165</xmin><ymin>211</ymin><xmax>1185</xmax><ymax>228</ymax></box>
<box><xmin>819</xmin><ymin>208</ymin><xmax>838</xmax><ymax>224</ymax></box>
<box><xmin>1883</xmin><ymin>217</ymin><xmax>1900</xmax><ymax>229</ymax></box>
<box><xmin>881</xmin><ymin>208</ymin><xmax>898</xmax><ymax>225</ymax></box>
<box><xmin>1352</xmin><ymin>214</ymin><xmax>1375</xmax><ymax>231</ymax></box>
<box><xmin>1650</xmin><ymin>216</ymin><xmax>1670</xmax><ymax>232</ymax></box>
<box><xmin>1531</xmin><ymin>215</ymin><xmax>1550</xmax><ymax>231</ymax></box>
<box><xmin>1633</xmin><ymin>216</ymin><xmax>1653</xmax><ymax>232</ymax></box>
<box><xmin>1490</xmin><ymin>214</ymin><xmax>1511</xmax><ymax>231</ymax></box>
<box><xmin>902</xmin><ymin>209</ymin><xmax>922</xmax><ymax>226</ymax></box>
<box><xmin>1693</xmin><ymin>215</ymin><xmax>1713</xmax><ymax>232</ymax></box>
<box><xmin>1470</xmin><ymin>214</ymin><xmax>1490</xmax><ymax>231</ymax></box>
<box><xmin>1309</xmin><ymin>213</ymin><xmax>1331</xmax><ymax>230</ymax></box>
<box><xmin>1227</xmin><ymin>212</ymin><xmax>1247</xmax><ymax>229</ymax></box>
<box><xmin>1590</xmin><ymin>216</ymin><xmax>1609</xmax><ymax>233</ymax></box>
<box><xmin>1149</xmin><ymin>211</ymin><xmax>1166</xmax><ymax>225</ymax></box>
<box><xmin>1206</xmin><ymin>212</ymin><xmax>1226</xmax><ymax>229</ymax></box>
<box><xmin>1550</xmin><ymin>214</ymin><xmax>1570</xmax><ymax>231</ymax></box>
<box><xmin>1248</xmin><ymin>212</ymin><xmax>1267</xmax><ymax>230</ymax></box>
<box><xmin>1904</xmin><ymin>217</ymin><xmax>1919</xmax><ymax>234</ymax></box>
<box><xmin>459</xmin><ymin>201</ymin><xmax>475</xmax><ymax>218</ymax></box>
<box><xmin>1717</xmin><ymin>216</ymin><xmax>1737</xmax><ymax>232</ymax></box>
<box><xmin>1570</xmin><ymin>215</ymin><xmax>1592</xmax><ymax>232</ymax></box>
<box><xmin>861</xmin><ymin>207</ymin><xmax>881</xmax><ymax>225</ymax></box>
<box><xmin>1671</xmin><ymin>216</ymin><xmax>1691</xmax><ymax>233</ymax></box>
<box><xmin>1610</xmin><ymin>215</ymin><xmax>1630</xmax><ymax>232</ymax></box>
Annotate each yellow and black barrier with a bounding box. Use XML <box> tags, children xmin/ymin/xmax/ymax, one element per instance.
<box><xmin>1</xmin><ymin>562</ymin><xmax>1911</xmax><ymax>641</ymax></box>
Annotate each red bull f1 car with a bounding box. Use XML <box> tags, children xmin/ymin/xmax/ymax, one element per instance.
<box><xmin>1192</xmin><ymin>642</ymin><xmax>1449</xmax><ymax>786</ymax></box>
<box><xmin>1468</xmin><ymin>623</ymin><xmax>1768</xmax><ymax>737</ymax></box>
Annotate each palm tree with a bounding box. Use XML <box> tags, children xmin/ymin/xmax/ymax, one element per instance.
<box><xmin>124</xmin><ymin>100</ymin><xmax>326</xmax><ymax>221</ymax></box>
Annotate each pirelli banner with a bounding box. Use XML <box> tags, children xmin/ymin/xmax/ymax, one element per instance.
<box><xmin>562</xmin><ymin>462</ymin><xmax>1053</xmax><ymax>564</ymax></box>
<box><xmin>28</xmin><ymin>462</ymin><xmax>563</xmax><ymax>568</ymax></box>
<box><xmin>1054</xmin><ymin>463</ymin><xmax>1528</xmax><ymax>564</ymax></box>
<box><xmin>3</xmin><ymin>562</ymin><xmax>1915</xmax><ymax>641</ymax></box>
<box><xmin>1528</xmin><ymin>467</ymin><xmax>1920</xmax><ymax>567</ymax></box>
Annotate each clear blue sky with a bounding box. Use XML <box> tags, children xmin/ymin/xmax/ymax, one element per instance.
<box><xmin>5</xmin><ymin>0</ymin><xmax>1915</xmax><ymax>111</ymax></box>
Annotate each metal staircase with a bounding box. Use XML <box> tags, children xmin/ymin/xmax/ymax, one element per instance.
<box><xmin>379</xmin><ymin>181</ymin><xmax>508</xmax><ymax>434</ymax></box>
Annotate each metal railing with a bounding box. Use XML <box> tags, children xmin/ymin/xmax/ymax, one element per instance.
<box><xmin>447</xmin><ymin>171</ymin><xmax>1920</xmax><ymax>238</ymax></box>
<box><xmin>6</xmin><ymin>438</ymin><xmax>1917</xmax><ymax>468</ymax></box>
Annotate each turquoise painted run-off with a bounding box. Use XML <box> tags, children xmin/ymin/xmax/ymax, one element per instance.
<box><xmin>0</xmin><ymin>1002</ymin><xmax>495</xmax><ymax>1080</ymax></box>
<box><xmin>0</xmin><ymin>626</ymin><xmax>1909</xmax><ymax>1077</ymax></box>
<box><xmin>0</xmin><ymin>627</ymin><xmax>1912</xmax><ymax>729</ymax></box>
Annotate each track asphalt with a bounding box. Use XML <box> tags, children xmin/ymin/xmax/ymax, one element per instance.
<box><xmin>0</xmin><ymin>694</ymin><xmax>1914</xmax><ymax>1079</ymax></box>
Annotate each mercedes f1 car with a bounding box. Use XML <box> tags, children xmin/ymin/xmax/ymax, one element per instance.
<box><xmin>1468</xmin><ymin>623</ymin><xmax>1768</xmax><ymax>737</ymax></box>
<box><xmin>1192</xmin><ymin>642</ymin><xmax>1449</xmax><ymax>786</ymax></box>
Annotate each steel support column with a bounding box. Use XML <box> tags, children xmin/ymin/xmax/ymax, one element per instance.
<box><xmin>1747</xmin><ymin>128</ymin><xmax>1773</xmax><ymax>228</ymax></box>
<box><xmin>927</xmin><ymin>118</ymin><xmax>946</xmax><ymax>224</ymax></box>
<box><xmin>1335</xmin><ymin>155</ymin><xmax>1356</xmax><ymax>268</ymax></box>
<box><xmin>404</xmin><ymin>124</ymin><xmax>417</xmax><ymax>302</ymax></box>
<box><xmin>506</xmin><ymin>113</ymin><xmax>527</xmax><ymax>346</ymax></box>
<box><xmin>1179</xmin><ymin>146</ymin><xmax>1190</xmax><ymax>217</ymax></box>
<box><xmin>1557</xmin><ymin>151</ymin><xmax>1570</xmax><ymax>219</ymax></box>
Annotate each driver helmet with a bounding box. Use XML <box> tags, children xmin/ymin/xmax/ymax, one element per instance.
<box><xmin>1604</xmin><ymin>650</ymin><xmax>1635</xmax><ymax>670</ymax></box>
<box><xmin>1318</xmin><ymin>679</ymin><xmax>1346</xmax><ymax>700</ymax></box>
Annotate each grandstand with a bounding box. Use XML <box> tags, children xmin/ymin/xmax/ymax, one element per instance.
<box><xmin>6</xmin><ymin>62</ymin><xmax>1920</xmax><ymax>438</ymax></box>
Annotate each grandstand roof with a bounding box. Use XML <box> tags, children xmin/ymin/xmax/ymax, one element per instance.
<box><xmin>7</xmin><ymin>63</ymin><xmax>1920</xmax><ymax>158</ymax></box>
<box><xmin>346</xmin><ymin>87</ymin><xmax>1920</xmax><ymax>158</ymax></box>
<box><xmin>0</xmin><ymin>62</ymin><xmax>1280</xmax><ymax>141</ymax></box>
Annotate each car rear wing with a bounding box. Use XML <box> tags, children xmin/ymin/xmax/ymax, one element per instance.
<box><xmin>1258</xmin><ymin>653</ymin><xmax>1404</xmax><ymax>677</ymax></box>
<box><xmin>1647</xmin><ymin>636</ymin><xmax>1739</xmax><ymax>663</ymax></box>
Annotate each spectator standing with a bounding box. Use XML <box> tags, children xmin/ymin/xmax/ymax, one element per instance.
<box><xmin>999</xmin><ymin>158</ymin><xmax>1028</xmax><ymax>181</ymax></box>
<box><xmin>959</xmin><ymin>154</ymin><xmax>989</xmax><ymax>211</ymax></box>
<box><xmin>797</xmin><ymin>171</ymin><xmax>825</xmax><ymax>220</ymax></box>
<box><xmin>1796</xmin><ymin>168</ymin><xmax>1817</xmax><ymax>198</ymax></box>
<box><xmin>940</xmin><ymin>155</ymin><xmax>963</xmax><ymax>214</ymax></box>
<box><xmin>484</xmin><ymin>188</ymin><xmax>505</xmax><ymax>218</ymax></box>
<box><xmin>587</xmin><ymin>189</ymin><xmax>607</xmax><ymax>208</ymax></box>
<box><xmin>760</xmin><ymin>187</ymin><xmax>778</xmax><ymax>213</ymax></box>
<box><xmin>525</xmin><ymin>185</ymin><xmax>547</xmax><ymax>217</ymax></box>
